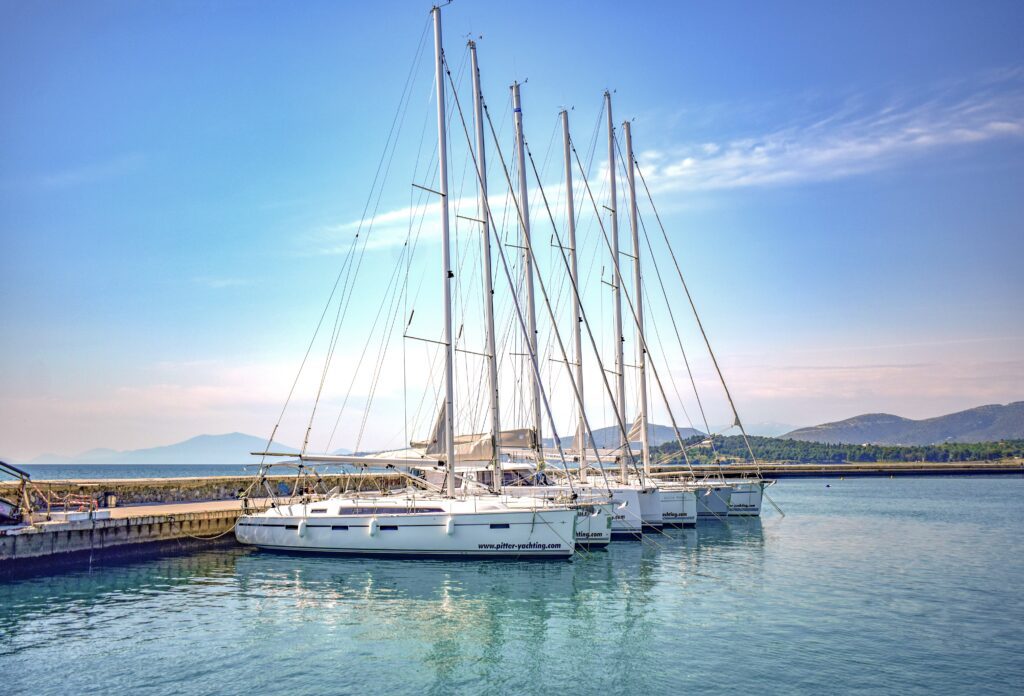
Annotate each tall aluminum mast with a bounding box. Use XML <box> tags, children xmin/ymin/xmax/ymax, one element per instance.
<box><xmin>432</xmin><ymin>6</ymin><xmax>457</xmax><ymax>497</ymax></box>
<box><xmin>605</xmin><ymin>91</ymin><xmax>627</xmax><ymax>481</ymax></box>
<box><xmin>469</xmin><ymin>40</ymin><xmax>502</xmax><ymax>490</ymax></box>
<box><xmin>511</xmin><ymin>81</ymin><xmax>544</xmax><ymax>463</ymax></box>
<box><xmin>623</xmin><ymin>120</ymin><xmax>650</xmax><ymax>476</ymax></box>
<box><xmin>561</xmin><ymin>110</ymin><xmax>585</xmax><ymax>462</ymax></box>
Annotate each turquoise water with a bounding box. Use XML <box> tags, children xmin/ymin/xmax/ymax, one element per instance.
<box><xmin>2</xmin><ymin>476</ymin><xmax>1022</xmax><ymax>695</ymax></box>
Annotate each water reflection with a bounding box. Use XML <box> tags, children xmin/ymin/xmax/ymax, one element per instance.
<box><xmin>1</xmin><ymin>519</ymin><xmax>774</xmax><ymax>695</ymax></box>
<box><xmin>0</xmin><ymin>549</ymin><xmax>246</xmax><ymax>650</ymax></box>
<box><xmin>4</xmin><ymin>479</ymin><xmax>1022</xmax><ymax>696</ymax></box>
<box><xmin>0</xmin><ymin>521</ymin><xmax>769</xmax><ymax>619</ymax></box>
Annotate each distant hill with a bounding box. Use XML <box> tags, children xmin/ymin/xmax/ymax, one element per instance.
<box><xmin>544</xmin><ymin>423</ymin><xmax>703</xmax><ymax>449</ymax></box>
<box><xmin>783</xmin><ymin>401</ymin><xmax>1024</xmax><ymax>445</ymax></box>
<box><xmin>29</xmin><ymin>433</ymin><xmax>300</xmax><ymax>465</ymax></box>
<box><xmin>711</xmin><ymin>421</ymin><xmax>799</xmax><ymax>437</ymax></box>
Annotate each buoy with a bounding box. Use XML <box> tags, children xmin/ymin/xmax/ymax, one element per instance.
<box><xmin>298</xmin><ymin>519</ymin><xmax>307</xmax><ymax>537</ymax></box>
<box><xmin>445</xmin><ymin>516</ymin><xmax>455</xmax><ymax>536</ymax></box>
<box><xmin>369</xmin><ymin>517</ymin><xmax>379</xmax><ymax>537</ymax></box>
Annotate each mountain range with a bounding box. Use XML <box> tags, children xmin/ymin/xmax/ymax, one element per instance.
<box><xmin>783</xmin><ymin>401</ymin><xmax>1024</xmax><ymax>445</ymax></box>
<box><xmin>23</xmin><ymin>401</ymin><xmax>1023</xmax><ymax>463</ymax></box>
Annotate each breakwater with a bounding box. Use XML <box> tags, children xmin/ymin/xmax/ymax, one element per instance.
<box><xmin>1</xmin><ymin>472</ymin><xmax>407</xmax><ymax>508</ymax></box>
<box><xmin>0</xmin><ymin>472</ymin><xmax>406</xmax><ymax>577</ymax></box>
<box><xmin>1</xmin><ymin>504</ymin><xmax>244</xmax><ymax>576</ymax></box>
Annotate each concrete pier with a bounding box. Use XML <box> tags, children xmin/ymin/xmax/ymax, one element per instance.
<box><xmin>0</xmin><ymin>499</ymin><xmax>261</xmax><ymax>577</ymax></box>
<box><xmin>3</xmin><ymin>472</ymin><xmax>406</xmax><ymax>508</ymax></box>
<box><xmin>0</xmin><ymin>472</ymin><xmax>406</xmax><ymax>577</ymax></box>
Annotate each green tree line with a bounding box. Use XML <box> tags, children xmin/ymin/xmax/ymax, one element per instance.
<box><xmin>653</xmin><ymin>436</ymin><xmax>1024</xmax><ymax>465</ymax></box>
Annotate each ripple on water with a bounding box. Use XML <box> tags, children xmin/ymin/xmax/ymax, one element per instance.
<box><xmin>2</xmin><ymin>476</ymin><xmax>1022</xmax><ymax>695</ymax></box>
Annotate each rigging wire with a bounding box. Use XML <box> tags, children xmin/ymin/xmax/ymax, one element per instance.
<box><xmin>606</xmin><ymin>135</ymin><xmax>703</xmax><ymax>477</ymax></box>
<box><xmin>262</xmin><ymin>16</ymin><xmax>431</xmax><ymax>460</ymax></box>
<box><xmin>632</xmin><ymin>156</ymin><xmax>761</xmax><ymax>476</ymax></box>
<box><xmin>350</xmin><ymin>49</ymin><xmax>472</xmax><ymax>452</ymax></box>
<box><xmin>522</xmin><ymin>140</ymin><xmax>642</xmax><ymax>489</ymax></box>
<box><xmin>305</xmin><ymin>22</ymin><xmax>437</xmax><ymax>453</ymax></box>
<box><xmin>325</xmin><ymin>154</ymin><xmax>435</xmax><ymax>451</ymax></box>
<box><xmin>442</xmin><ymin>56</ymin><xmax>586</xmax><ymax>493</ymax></box>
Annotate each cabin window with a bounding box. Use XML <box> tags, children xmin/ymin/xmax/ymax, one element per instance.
<box><xmin>489</xmin><ymin>523</ymin><xmax>510</xmax><ymax>529</ymax></box>
<box><xmin>380</xmin><ymin>525</ymin><xmax>399</xmax><ymax>531</ymax></box>
<box><xmin>331</xmin><ymin>525</ymin><xmax>349</xmax><ymax>531</ymax></box>
<box><xmin>310</xmin><ymin>508</ymin><xmax>327</xmax><ymax>514</ymax></box>
<box><xmin>335</xmin><ymin>507</ymin><xmax>445</xmax><ymax>515</ymax></box>
<box><xmin>503</xmin><ymin>471</ymin><xmax>533</xmax><ymax>486</ymax></box>
<box><xmin>285</xmin><ymin>524</ymin><xmax>298</xmax><ymax>530</ymax></box>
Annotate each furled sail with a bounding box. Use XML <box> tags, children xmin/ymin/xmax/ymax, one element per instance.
<box><xmin>627</xmin><ymin>413</ymin><xmax>644</xmax><ymax>443</ymax></box>
<box><xmin>412</xmin><ymin>404</ymin><xmax>536</xmax><ymax>460</ymax></box>
<box><xmin>420</xmin><ymin>404</ymin><xmax>448</xmax><ymax>456</ymax></box>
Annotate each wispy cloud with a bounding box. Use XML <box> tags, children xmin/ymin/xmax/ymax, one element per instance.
<box><xmin>313</xmin><ymin>70</ymin><xmax>1024</xmax><ymax>254</ymax></box>
<box><xmin>309</xmin><ymin>190</ymin><xmax>519</xmax><ymax>255</ymax></box>
<box><xmin>313</xmin><ymin>201</ymin><xmax>445</xmax><ymax>255</ymax></box>
<box><xmin>637</xmin><ymin>76</ymin><xmax>1024</xmax><ymax>193</ymax></box>
<box><xmin>32</xmin><ymin>152</ymin><xmax>146</xmax><ymax>190</ymax></box>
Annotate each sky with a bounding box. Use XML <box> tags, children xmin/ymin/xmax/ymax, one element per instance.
<box><xmin>1</xmin><ymin>0</ymin><xmax>1023</xmax><ymax>461</ymax></box>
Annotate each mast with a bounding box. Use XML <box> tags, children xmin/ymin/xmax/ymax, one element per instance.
<box><xmin>562</xmin><ymin>110</ymin><xmax>585</xmax><ymax>464</ymax></box>
<box><xmin>606</xmin><ymin>91</ymin><xmax>627</xmax><ymax>482</ymax></box>
<box><xmin>511</xmin><ymin>81</ymin><xmax>544</xmax><ymax>464</ymax></box>
<box><xmin>432</xmin><ymin>6</ymin><xmax>457</xmax><ymax>497</ymax></box>
<box><xmin>469</xmin><ymin>40</ymin><xmax>502</xmax><ymax>491</ymax></box>
<box><xmin>623</xmin><ymin>120</ymin><xmax>650</xmax><ymax>477</ymax></box>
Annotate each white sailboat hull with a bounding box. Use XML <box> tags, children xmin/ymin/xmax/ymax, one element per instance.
<box><xmin>577</xmin><ymin>478</ymin><xmax>656</xmax><ymax>539</ymax></box>
<box><xmin>637</xmin><ymin>487</ymin><xmax>664</xmax><ymax>531</ymax></box>
<box><xmin>607</xmin><ymin>487</ymin><xmax>644</xmax><ymax>539</ymax></box>
<box><xmin>696</xmin><ymin>484</ymin><xmax>733</xmax><ymax>520</ymax></box>
<box><xmin>497</xmin><ymin>486</ymin><xmax>613</xmax><ymax>548</ymax></box>
<box><xmin>726</xmin><ymin>481</ymin><xmax>765</xmax><ymax>516</ymax></box>
<box><xmin>572</xmin><ymin>502</ymin><xmax>615</xmax><ymax>548</ymax></box>
<box><xmin>236</xmin><ymin>499</ymin><xmax>576</xmax><ymax>559</ymax></box>
<box><xmin>658</xmin><ymin>487</ymin><xmax>697</xmax><ymax>528</ymax></box>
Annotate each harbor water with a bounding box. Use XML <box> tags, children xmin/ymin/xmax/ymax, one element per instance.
<box><xmin>2</xmin><ymin>476</ymin><xmax>1022</xmax><ymax>694</ymax></box>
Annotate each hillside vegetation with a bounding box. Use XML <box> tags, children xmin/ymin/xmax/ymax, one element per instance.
<box><xmin>653</xmin><ymin>435</ymin><xmax>1024</xmax><ymax>465</ymax></box>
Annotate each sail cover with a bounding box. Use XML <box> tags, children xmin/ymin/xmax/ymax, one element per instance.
<box><xmin>413</xmin><ymin>405</ymin><xmax>536</xmax><ymax>460</ymax></box>
<box><xmin>421</xmin><ymin>405</ymin><xmax>448</xmax><ymax>456</ymax></box>
<box><xmin>627</xmin><ymin>413</ymin><xmax>644</xmax><ymax>443</ymax></box>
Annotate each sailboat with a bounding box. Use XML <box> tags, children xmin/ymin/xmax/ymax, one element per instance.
<box><xmin>612</xmin><ymin>106</ymin><xmax>770</xmax><ymax>523</ymax></box>
<box><xmin>238</xmin><ymin>4</ymin><xmax>772</xmax><ymax>559</ymax></box>
<box><xmin>236</xmin><ymin>6</ymin><xmax>578</xmax><ymax>559</ymax></box>
<box><xmin>571</xmin><ymin>92</ymin><xmax>771</xmax><ymax>526</ymax></box>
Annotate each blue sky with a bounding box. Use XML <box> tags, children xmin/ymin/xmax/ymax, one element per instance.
<box><xmin>1</xmin><ymin>0</ymin><xmax>1022</xmax><ymax>460</ymax></box>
